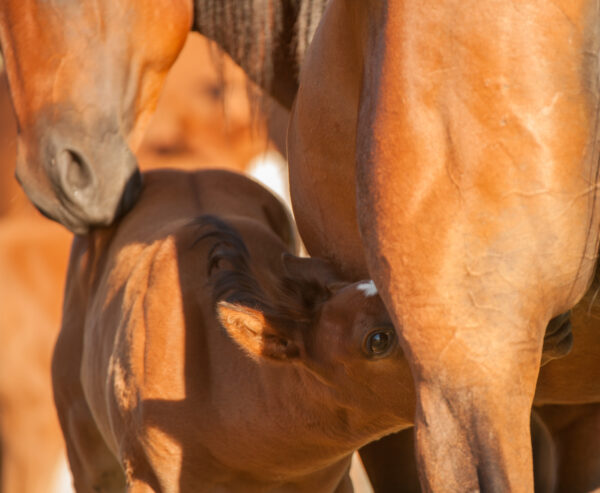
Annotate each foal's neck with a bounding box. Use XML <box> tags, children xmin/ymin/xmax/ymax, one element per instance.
<box><xmin>251</xmin><ymin>364</ymin><xmax>400</xmax><ymax>470</ymax></box>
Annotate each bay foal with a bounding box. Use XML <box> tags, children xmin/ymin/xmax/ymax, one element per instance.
<box><xmin>52</xmin><ymin>169</ymin><xmax>415</xmax><ymax>493</ymax></box>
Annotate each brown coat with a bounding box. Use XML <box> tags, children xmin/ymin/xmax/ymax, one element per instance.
<box><xmin>52</xmin><ymin>169</ymin><xmax>415</xmax><ymax>493</ymax></box>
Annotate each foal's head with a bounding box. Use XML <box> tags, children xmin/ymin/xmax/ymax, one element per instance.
<box><xmin>0</xmin><ymin>0</ymin><xmax>191</xmax><ymax>233</ymax></box>
<box><xmin>204</xmin><ymin>217</ymin><xmax>415</xmax><ymax>432</ymax></box>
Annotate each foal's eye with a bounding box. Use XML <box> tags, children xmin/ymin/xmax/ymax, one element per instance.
<box><xmin>364</xmin><ymin>328</ymin><xmax>396</xmax><ymax>358</ymax></box>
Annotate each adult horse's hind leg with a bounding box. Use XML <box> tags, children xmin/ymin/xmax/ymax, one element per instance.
<box><xmin>288</xmin><ymin>0</ymin><xmax>600</xmax><ymax>489</ymax></box>
<box><xmin>530</xmin><ymin>410</ymin><xmax>557</xmax><ymax>493</ymax></box>
<box><xmin>353</xmin><ymin>1</ymin><xmax>600</xmax><ymax>490</ymax></box>
<box><xmin>360</xmin><ymin>410</ymin><xmax>557</xmax><ymax>493</ymax></box>
<box><xmin>359</xmin><ymin>314</ymin><xmax>570</xmax><ymax>493</ymax></box>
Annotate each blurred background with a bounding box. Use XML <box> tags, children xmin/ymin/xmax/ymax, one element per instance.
<box><xmin>0</xmin><ymin>33</ymin><xmax>372</xmax><ymax>493</ymax></box>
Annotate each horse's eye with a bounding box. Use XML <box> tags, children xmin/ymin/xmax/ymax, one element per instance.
<box><xmin>364</xmin><ymin>328</ymin><xmax>396</xmax><ymax>358</ymax></box>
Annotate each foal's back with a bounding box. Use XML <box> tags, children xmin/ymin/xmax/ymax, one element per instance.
<box><xmin>89</xmin><ymin>168</ymin><xmax>295</xmax><ymax>255</ymax></box>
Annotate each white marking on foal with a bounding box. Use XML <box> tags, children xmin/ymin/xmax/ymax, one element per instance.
<box><xmin>356</xmin><ymin>280</ymin><xmax>378</xmax><ymax>297</ymax></box>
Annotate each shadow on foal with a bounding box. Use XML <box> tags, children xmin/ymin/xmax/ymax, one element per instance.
<box><xmin>52</xmin><ymin>169</ymin><xmax>415</xmax><ymax>493</ymax></box>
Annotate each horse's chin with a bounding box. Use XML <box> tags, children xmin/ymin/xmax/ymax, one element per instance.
<box><xmin>26</xmin><ymin>169</ymin><xmax>142</xmax><ymax>236</ymax></box>
<box><xmin>31</xmin><ymin>200</ymin><xmax>92</xmax><ymax>236</ymax></box>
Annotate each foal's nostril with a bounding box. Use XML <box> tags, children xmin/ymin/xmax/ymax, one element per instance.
<box><xmin>58</xmin><ymin>149</ymin><xmax>94</xmax><ymax>192</ymax></box>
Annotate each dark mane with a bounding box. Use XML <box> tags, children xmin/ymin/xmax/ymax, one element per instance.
<box><xmin>191</xmin><ymin>215</ymin><xmax>331</xmax><ymax>332</ymax></box>
<box><xmin>193</xmin><ymin>0</ymin><xmax>328</xmax><ymax>107</ymax></box>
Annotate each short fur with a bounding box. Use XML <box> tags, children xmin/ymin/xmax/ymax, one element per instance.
<box><xmin>52</xmin><ymin>168</ymin><xmax>417</xmax><ymax>492</ymax></box>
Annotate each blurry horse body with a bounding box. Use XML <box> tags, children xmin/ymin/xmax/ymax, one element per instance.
<box><xmin>531</xmin><ymin>273</ymin><xmax>600</xmax><ymax>491</ymax></box>
<box><xmin>0</xmin><ymin>63</ymin><xmax>74</xmax><ymax>493</ymax></box>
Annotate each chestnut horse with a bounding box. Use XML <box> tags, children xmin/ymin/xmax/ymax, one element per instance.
<box><xmin>3</xmin><ymin>1</ymin><xmax>600</xmax><ymax>490</ymax></box>
<box><xmin>53</xmin><ymin>168</ymin><xmax>416</xmax><ymax>492</ymax></box>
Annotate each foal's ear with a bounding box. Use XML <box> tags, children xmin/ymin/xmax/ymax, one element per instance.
<box><xmin>282</xmin><ymin>253</ymin><xmax>341</xmax><ymax>286</ymax></box>
<box><xmin>282</xmin><ymin>254</ymin><xmax>348</xmax><ymax>297</ymax></box>
<box><xmin>217</xmin><ymin>301</ymin><xmax>301</xmax><ymax>361</ymax></box>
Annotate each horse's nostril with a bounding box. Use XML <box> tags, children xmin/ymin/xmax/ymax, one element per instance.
<box><xmin>58</xmin><ymin>149</ymin><xmax>94</xmax><ymax>192</ymax></box>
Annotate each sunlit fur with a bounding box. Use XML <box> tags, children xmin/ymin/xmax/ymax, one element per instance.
<box><xmin>52</xmin><ymin>169</ymin><xmax>416</xmax><ymax>492</ymax></box>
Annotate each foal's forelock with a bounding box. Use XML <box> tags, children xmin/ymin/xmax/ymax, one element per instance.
<box><xmin>191</xmin><ymin>215</ymin><xmax>330</xmax><ymax>332</ymax></box>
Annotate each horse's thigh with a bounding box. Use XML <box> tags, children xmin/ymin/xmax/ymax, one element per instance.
<box><xmin>52</xmin><ymin>325</ymin><xmax>125</xmax><ymax>493</ymax></box>
<box><xmin>537</xmin><ymin>403</ymin><xmax>600</xmax><ymax>493</ymax></box>
<box><xmin>358</xmin><ymin>429</ymin><xmax>420</xmax><ymax>493</ymax></box>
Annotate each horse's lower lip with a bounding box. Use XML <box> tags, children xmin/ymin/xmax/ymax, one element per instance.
<box><xmin>33</xmin><ymin>201</ymin><xmax>89</xmax><ymax>235</ymax></box>
<box><xmin>41</xmin><ymin>191</ymin><xmax>138</xmax><ymax>236</ymax></box>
